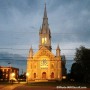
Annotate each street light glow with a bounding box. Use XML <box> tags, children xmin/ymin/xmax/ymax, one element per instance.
<box><xmin>26</xmin><ymin>73</ymin><xmax>29</xmax><ymax>76</ymax></box>
<box><xmin>11</xmin><ymin>73</ymin><xmax>15</xmax><ymax>77</ymax></box>
<box><xmin>62</xmin><ymin>76</ymin><xmax>66</xmax><ymax>79</ymax></box>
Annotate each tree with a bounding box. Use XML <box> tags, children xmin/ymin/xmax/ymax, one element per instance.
<box><xmin>71</xmin><ymin>46</ymin><xmax>90</xmax><ymax>82</ymax></box>
<box><xmin>74</xmin><ymin>46</ymin><xmax>85</xmax><ymax>63</ymax></box>
<box><xmin>71</xmin><ymin>63</ymin><xmax>84</xmax><ymax>82</ymax></box>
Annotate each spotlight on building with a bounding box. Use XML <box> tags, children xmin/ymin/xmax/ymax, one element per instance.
<box><xmin>10</xmin><ymin>72</ymin><xmax>15</xmax><ymax>84</ymax></box>
<box><xmin>11</xmin><ymin>73</ymin><xmax>15</xmax><ymax>77</ymax></box>
<box><xmin>26</xmin><ymin>73</ymin><xmax>29</xmax><ymax>84</ymax></box>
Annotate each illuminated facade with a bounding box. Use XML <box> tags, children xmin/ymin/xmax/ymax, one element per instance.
<box><xmin>0</xmin><ymin>66</ymin><xmax>19</xmax><ymax>81</ymax></box>
<box><xmin>27</xmin><ymin>4</ymin><xmax>66</xmax><ymax>81</ymax></box>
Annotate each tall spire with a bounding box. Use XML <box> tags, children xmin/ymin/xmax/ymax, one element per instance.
<box><xmin>44</xmin><ymin>3</ymin><xmax>47</xmax><ymax>18</ymax></box>
<box><xmin>39</xmin><ymin>3</ymin><xmax>51</xmax><ymax>51</ymax></box>
<box><xmin>42</xmin><ymin>3</ymin><xmax>48</xmax><ymax>30</ymax></box>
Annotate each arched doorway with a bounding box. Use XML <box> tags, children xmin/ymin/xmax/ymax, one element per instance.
<box><xmin>51</xmin><ymin>72</ymin><xmax>54</xmax><ymax>78</ymax></box>
<box><xmin>42</xmin><ymin>72</ymin><xmax>46</xmax><ymax>79</ymax></box>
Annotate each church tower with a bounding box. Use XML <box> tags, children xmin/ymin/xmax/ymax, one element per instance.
<box><xmin>39</xmin><ymin>4</ymin><xmax>51</xmax><ymax>51</ymax></box>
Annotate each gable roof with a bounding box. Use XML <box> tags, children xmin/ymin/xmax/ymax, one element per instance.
<box><xmin>33</xmin><ymin>46</ymin><xmax>55</xmax><ymax>60</ymax></box>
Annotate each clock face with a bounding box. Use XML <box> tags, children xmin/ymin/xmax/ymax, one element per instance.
<box><xmin>40</xmin><ymin>59</ymin><xmax>48</xmax><ymax>68</ymax></box>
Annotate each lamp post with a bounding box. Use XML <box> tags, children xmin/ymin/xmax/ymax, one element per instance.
<box><xmin>26</xmin><ymin>73</ymin><xmax>29</xmax><ymax>84</ymax></box>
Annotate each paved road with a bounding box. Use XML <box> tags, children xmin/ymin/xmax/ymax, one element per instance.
<box><xmin>0</xmin><ymin>84</ymin><xmax>89</xmax><ymax>90</ymax></box>
<box><xmin>0</xmin><ymin>85</ymin><xmax>5</xmax><ymax>89</ymax></box>
<box><xmin>14</xmin><ymin>85</ymin><xmax>55</xmax><ymax>90</ymax></box>
<box><xmin>0</xmin><ymin>84</ymin><xmax>22</xmax><ymax>90</ymax></box>
<box><xmin>13</xmin><ymin>85</ymin><xmax>89</xmax><ymax>90</ymax></box>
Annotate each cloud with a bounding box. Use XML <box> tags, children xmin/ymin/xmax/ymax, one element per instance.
<box><xmin>0</xmin><ymin>0</ymin><xmax>90</xmax><ymax>61</ymax></box>
<box><xmin>48</xmin><ymin>0</ymin><xmax>90</xmax><ymax>45</ymax></box>
<box><xmin>0</xmin><ymin>0</ymin><xmax>90</xmax><ymax>73</ymax></box>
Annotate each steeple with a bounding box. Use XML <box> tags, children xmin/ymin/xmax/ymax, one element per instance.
<box><xmin>39</xmin><ymin>3</ymin><xmax>51</xmax><ymax>51</ymax></box>
<box><xmin>42</xmin><ymin>3</ymin><xmax>49</xmax><ymax>31</ymax></box>
<box><xmin>57</xmin><ymin>44</ymin><xmax>60</xmax><ymax>50</ymax></box>
<box><xmin>56</xmin><ymin>44</ymin><xmax>60</xmax><ymax>57</ymax></box>
<box><xmin>44</xmin><ymin>3</ymin><xmax>47</xmax><ymax>18</ymax></box>
<box><xmin>29</xmin><ymin>46</ymin><xmax>33</xmax><ymax>58</ymax></box>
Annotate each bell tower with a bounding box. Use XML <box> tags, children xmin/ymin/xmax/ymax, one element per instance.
<box><xmin>39</xmin><ymin>3</ymin><xmax>51</xmax><ymax>51</ymax></box>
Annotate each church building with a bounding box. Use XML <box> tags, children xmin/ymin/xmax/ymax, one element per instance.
<box><xmin>27</xmin><ymin>4</ymin><xmax>66</xmax><ymax>81</ymax></box>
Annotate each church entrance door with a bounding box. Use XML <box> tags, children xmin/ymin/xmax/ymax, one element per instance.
<box><xmin>42</xmin><ymin>72</ymin><xmax>46</xmax><ymax>79</ymax></box>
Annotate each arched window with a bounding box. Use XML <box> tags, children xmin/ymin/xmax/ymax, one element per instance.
<box><xmin>34</xmin><ymin>65</ymin><xmax>36</xmax><ymax>69</ymax></box>
<box><xmin>51</xmin><ymin>72</ymin><xmax>54</xmax><ymax>78</ymax></box>
<box><xmin>51</xmin><ymin>64</ymin><xmax>54</xmax><ymax>68</ymax></box>
<box><xmin>34</xmin><ymin>73</ymin><xmax>36</xmax><ymax>78</ymax></box>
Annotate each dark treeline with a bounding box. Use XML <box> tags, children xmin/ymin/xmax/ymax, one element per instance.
<box><xmin>68</xmin><ymin>46</ymin><xmax>90</xmax><ymax>83</ymax></box>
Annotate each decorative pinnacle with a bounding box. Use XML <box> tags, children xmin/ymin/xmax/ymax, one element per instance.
<box><xmin>57</xmin><ymin>44</ymin><xmax>60</xmax><ymax>49</ymax></box>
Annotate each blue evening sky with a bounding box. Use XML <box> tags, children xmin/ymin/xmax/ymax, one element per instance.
<box><xmin>0</xmin><ymin>0</ymin><xmax>90</xmax><ymax>73</ymax></box>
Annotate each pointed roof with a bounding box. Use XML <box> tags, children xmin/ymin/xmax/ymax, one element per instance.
<box><xmin>30</xmin><ymin>45</ymin><xmax>32</xmax><ymax>50</ymax></box>
<box><xmin>33</xmin><ymin>46</ymin><xmax>55</xmax><ymax>59</ymax></box>
<box><xmin>44</xmin><ymin>3</ymin><xmax>47</xmax><ymax>18</ymax></box>
<box><xmin>57</xmin><ymin>44</ymin><xmax>60</xmax><ymax>50</ymax></box>
<box><xmin>29</xmin><ymin>45</ymin><xmax>33</xmax><ymax>52</ymax></box>
<box><xmin>42</xmin><ymin>3</ymin><xmax>49</xmax><ymax>31</ymax></box>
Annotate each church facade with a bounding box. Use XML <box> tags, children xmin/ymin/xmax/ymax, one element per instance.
<box><xmin>27</xmin><ymin>4</ymin><xmax>66</xmax><ymax>81</ymax></box>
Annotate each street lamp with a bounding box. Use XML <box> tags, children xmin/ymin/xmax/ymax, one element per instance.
<box><xmin>62</xmin><ymin>76</ymin><xmax>66</xmax><ymax>79</ymax></box>
<box><xmin>26</xmin><ymin>73</ymin><xmax>29</xmax><ymax>84</ymax></box>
